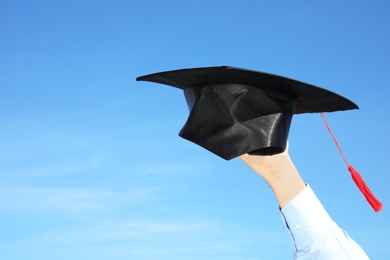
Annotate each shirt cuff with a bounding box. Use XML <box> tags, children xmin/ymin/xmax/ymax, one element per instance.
<box><xmin>280</xmin><ymin>184</ymin><xmax>333</xmax><ymax>251</ymax></box>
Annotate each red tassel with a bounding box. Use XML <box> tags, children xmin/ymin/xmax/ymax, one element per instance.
<box><xmin>320</xmin><ymin>113</ymin><xmax>382</xmax><ymax>212</ymax></box>
<box><xmin>348</xmin><ymin>166</ymin><xmax>383</xmax><ymax>212</ymax></box>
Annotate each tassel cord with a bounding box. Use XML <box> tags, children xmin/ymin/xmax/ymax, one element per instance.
<box><xmin>320</xmin><ymin>113</ymin><xmax>382</xmax><ymax>212</ymax></box>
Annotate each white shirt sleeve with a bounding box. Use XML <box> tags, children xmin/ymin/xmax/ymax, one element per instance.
<box><xmin>280</xmin><ymin>185</ymin><xmax>370</xmax><ymax>260</ymax></box>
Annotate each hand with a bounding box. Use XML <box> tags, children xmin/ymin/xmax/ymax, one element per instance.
<box><xmin>239</xmin><ymin>144</ymin><xmax>291</xmax><ymax>182</ymax></box>
<box><xmin>239</xmin><ymin>143</ymin><xmax>306</xmax><ymax>208</ymax></box>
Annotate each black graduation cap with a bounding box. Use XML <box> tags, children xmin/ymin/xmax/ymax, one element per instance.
<box><xmin>137</xmin><ymin>66</ymin><xmax>384</xmax><ymax>211</ymax></box>
<box><xmin>136</xmin><ymin>66</ymin><xmax>358</xmax><ymax>160</ymax></box>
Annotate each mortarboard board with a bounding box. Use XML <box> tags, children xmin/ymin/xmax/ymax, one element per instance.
<box><xmin>136</xmin><ymin>65</ymin><xmax>382</xmax><ymax>212</ymax></box>
<box><xmin>136</xmin><ymin>66</ymin><xmax>358</xmax><ymax>160</ymax></box>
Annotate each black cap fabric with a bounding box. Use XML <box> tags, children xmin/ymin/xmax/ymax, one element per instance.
<box><xmin>136</xmin><ymin>66</ymin><xmax>358</xmax><ymax>160</ymax></box>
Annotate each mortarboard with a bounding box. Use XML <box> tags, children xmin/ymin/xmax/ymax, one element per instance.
<box><xmin>136</xmin><ymin>66</ymin><xmax>382</xmax><ymax>212</ymax></box>
<box><xmin>136</xmin><ymin>66</ymin><xmax>357</xmax><ymax>160</ymax></box>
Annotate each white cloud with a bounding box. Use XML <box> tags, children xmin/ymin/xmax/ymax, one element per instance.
<box><xmin>132</xmin><ymin>162</ymin><xmax>208</xmax><ymax>176</ymax></box>
<box><xmin>0</xmin><ymin>217</ymin><xmax>290</xmax><ymax>259</ymax></box>
<box><xmin>0</xmin><ymin>186</ymin><xmax>156</xmax><ymax>213</ymax></box>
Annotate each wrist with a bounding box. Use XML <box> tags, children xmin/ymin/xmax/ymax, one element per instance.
<box><xmin>265</xmin><ymin>157</ymin><xmax>306</xmax><ymax>208</ymax></box>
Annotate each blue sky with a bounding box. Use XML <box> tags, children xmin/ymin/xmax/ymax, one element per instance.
<box><xmin>1</xmin><ymin>0</ymin><xmax>389</xmax><ymax>259</ymax></box>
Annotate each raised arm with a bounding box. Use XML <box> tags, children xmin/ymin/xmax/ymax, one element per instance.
<box><xmin>239</xmin><ymin>145</ymin><xmax>369</xmax><ymax>260</ymax></box>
